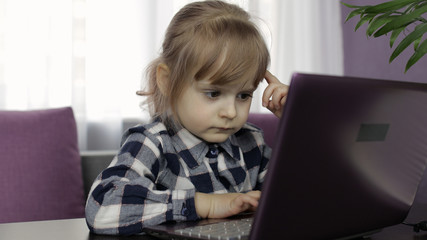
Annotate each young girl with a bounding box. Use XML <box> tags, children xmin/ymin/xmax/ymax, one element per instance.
<box><xmin>85</xmin><ymin>0</ymin><xmax>288</xmax><ymax>235</ymax></box>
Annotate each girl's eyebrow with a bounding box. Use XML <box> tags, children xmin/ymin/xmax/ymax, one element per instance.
<box><xmin>237</xmin><ymin>82</ymin><xmax>257</xmax><ymax>92</ymax></box>
<box><xmin>241</xmin><ymin>86</ymin><xmax>256</xmax><ymax>92</ymax></box>
<box><xmin>196</xmin><ymin>82</ymin><xmax>220</xmax><ymax>89</ymax></box>
<box><xmin>196</xmin><ymin>80</ymin><xmax>256</xmax><ymax>92</ymax></box>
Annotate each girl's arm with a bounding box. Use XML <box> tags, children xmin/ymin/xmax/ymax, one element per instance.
<box><xmin>85</xmin><ymin>132</ymin><xmax>198</xmax><ymax>235</ymax></box>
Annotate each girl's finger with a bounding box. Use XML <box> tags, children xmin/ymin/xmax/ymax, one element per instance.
<box><xmin>262</xmin><ymin>84</ymin><xmax>275</xmax><ymax>107</ymax></box>
<box><xmin>264</xmin><ymin>71</ymin><xmax>280</xmax><ymax>84</ymax></box>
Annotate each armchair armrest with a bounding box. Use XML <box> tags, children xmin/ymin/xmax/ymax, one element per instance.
<box><xmin>80</xmin><ymin>150</ymin><xmax>116</xmax><ymax>199</ymax></box>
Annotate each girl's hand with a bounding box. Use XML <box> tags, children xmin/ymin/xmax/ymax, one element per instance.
<box><xmin>195</xmin><ymin>191</ymin><xmax>261</xmax><ymax>219</ymax></box>
<box><xmin>262</xmin><ymin>71</ymin><xmax>289</xmax><ymax>118</ymax></box>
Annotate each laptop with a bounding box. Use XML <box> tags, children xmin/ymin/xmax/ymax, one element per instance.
<box><xmin>143</xmin><ymin>73</ymin><xmax>427</xmax><ymax>240</ymax></box>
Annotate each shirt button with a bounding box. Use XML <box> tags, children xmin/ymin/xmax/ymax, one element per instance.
<box><xmin>209</xmin><ymin>148</ymin><xmax>218</xmax><ymax>157</ymax></box>
<box><xmin>181</xmin><ymin>203</ymin><xmax>189</xmax><ymax>216</ymax></box>
<box><xmin>181</xmin><ymin>207</ymin><xmax>188</xmax><ymax>216</ymax></box>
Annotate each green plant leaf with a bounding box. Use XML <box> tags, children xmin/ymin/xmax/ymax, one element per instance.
<box><xmin>412</xmin><ymin>2</ymin><xmax>427</xmax><ymax>22</ymax></box>
<box><xmin>390</xmin><ymin>26</ymin><xmax>406</xmax><ymax>47</ymax></box>
<box><xmin>355</xmin><ymin>14</ymin><xmax>376</xmax><ymax>31</ymax></box>
<box><xmin>406</xmin><ymin>38</ymin><xmax>427</xmax><ymax>72</ymax></box>
<box><xmin>345</xmin><ymin>7</ymin><xmax>369</xmax><ymax>22</ymax></box>
<box><xmin>405</xmin><ymin>1</ymin><xmax>424</xmax><ymax>13</ymax></box>
<box><xmin>374</xmin><ymin>4</ymin><xmax>427</xmax><ymax>37</ymax></box>
<box><xmin>414</xmin><ymin>1</ymin><xmax>427</xmax><ymax>10</ymax></box>
<box><xmin>390</xmin><ymin>22</ymin><xmax>427</xmax><ymax>63</ymax></box>
<box><xmin>366</xmin><ymin>14</ymin><xmax>396</xmax><ymax>36</ymax></box>
<box><xmin>414</xmin><ymin>36</ymin><xmax>422</xmax><ymax>50</ymax></box>
<box><xmin>364</xmin><ymin>0</ymin><xmax>420</xmax><ymax>14</ymax></box>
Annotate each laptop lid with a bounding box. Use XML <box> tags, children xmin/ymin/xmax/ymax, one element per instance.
<box><xmin>250</xmin><ymin>73</ymin><xmax>427</xmax><ymax>239</ymax></box>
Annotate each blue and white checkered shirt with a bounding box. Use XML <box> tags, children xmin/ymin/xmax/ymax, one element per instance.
<box><xmin>85</xmin><ymin>119</ymin><xmax>271</xmax><ymax>235</ymax></box>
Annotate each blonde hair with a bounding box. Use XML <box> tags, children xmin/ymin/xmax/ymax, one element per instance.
<box><xmin>138</xmin><ymin>0</ymin><xmax>270</xmax><ymax>121</ymax></box>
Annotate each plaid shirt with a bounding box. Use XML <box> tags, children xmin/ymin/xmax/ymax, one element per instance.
<box><xmin>85</xmin><ymin>119</ymin><xmax>271</xmax><ymax>235</ymax></box>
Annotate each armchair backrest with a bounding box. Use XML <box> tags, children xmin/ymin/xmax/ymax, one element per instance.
<box><xmin>247</xmin><ymin>113</ymin><xmax>280</xmax><ymax>148</ymax></box>
<box><xmin>0</xmin><ymin>107</ymin><xmax>85</xmax><ymax>223</ymax></box>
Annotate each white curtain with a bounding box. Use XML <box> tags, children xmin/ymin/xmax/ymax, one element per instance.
<box><xmin>0</xmin><ymin>0</ymin><xmax>343</xmax><ymax>151</ymax></box>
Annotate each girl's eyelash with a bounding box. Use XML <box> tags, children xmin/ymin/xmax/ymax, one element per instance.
<box><xmin>202</xmin><ymin>89</ymin><xmax>253</xmax><ymax>100</ymax></box>
<box><xmin>238</xmin><ymin>92</ymin><xmax>253</xmax><ymax>100</ymax></box>
<box><xmin>204</xmin><ymin>90</ymin><xmax>220</xmax><ymax>98</ymax></box>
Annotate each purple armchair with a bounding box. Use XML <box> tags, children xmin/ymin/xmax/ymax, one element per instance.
<box><xmin>247</xmin><ymin>113</ymin><xmax>280</xmax><ymax>148</ymax></box>
<box><xmin>0</xmin><ymin>107</ymin><xmax>85</xmax><ymax>223</ymax></box>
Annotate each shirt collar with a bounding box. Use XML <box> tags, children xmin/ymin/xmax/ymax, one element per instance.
<box><xmin>166</xmin><ymin>119</ymin><xmax>241</xmax><ymax>169</ymax></box>
<box><xmin>218</xmin><ymin>137</ymin><xmax>241</xmax><ymax>161</ymax></box>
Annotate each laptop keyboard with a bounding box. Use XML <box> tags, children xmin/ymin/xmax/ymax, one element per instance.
<box><xmin>174</xmin><ymin>217</ymin><xmax>253</xmax><ymax>240</ymax></box>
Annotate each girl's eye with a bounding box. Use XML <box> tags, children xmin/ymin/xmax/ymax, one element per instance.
<box><xmin>237</xmin><ymin>93</ymin><xmax>253</xmax><ymax>100</ymax></box>
<box><xmin>205</xmin><ymin>91</ymin><xmax>220</xmax><ymax>99</ymax></box>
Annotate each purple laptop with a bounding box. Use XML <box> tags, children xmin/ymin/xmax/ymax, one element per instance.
<box><xmin>144</xmin><ymin>73</ymin><xmax>427</xmax><ymax>240</ymax></box>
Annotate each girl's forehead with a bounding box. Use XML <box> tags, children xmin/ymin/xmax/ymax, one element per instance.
<box><xmin>194</xmin><ymin>41</ymin><xmax>262</xmax><ymax>80</ymax></box>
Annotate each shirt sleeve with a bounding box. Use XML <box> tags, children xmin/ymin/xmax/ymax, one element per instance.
<box><xmin>85</xmin><ymin>128</ymin><xmax>199</xmax><ymax>235</ymax></box>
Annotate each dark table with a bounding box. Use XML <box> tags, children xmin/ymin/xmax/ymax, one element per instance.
<box><xmin>2</xmin><ymin>203</ymin><xmax>427</xmax><ymax>240</ymax></box>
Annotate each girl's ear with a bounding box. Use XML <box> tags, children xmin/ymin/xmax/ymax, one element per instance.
<box><xmin>156</xmin><ymin>63</ymin><xmax>170</xmax><ymax>96</ymax></box>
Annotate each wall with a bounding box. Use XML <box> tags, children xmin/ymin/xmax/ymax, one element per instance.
<box><xmin>341</xmin><ymin>0</ymin><xmax>427</xmax><ymax>83</ymax></box>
